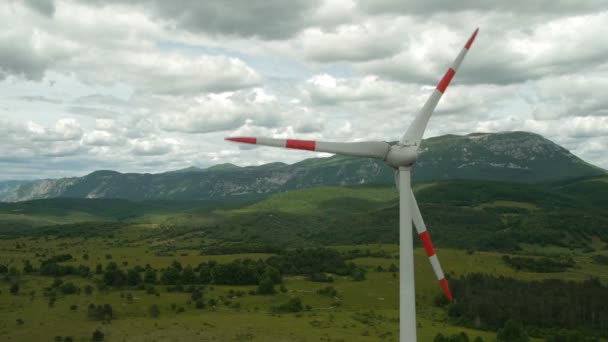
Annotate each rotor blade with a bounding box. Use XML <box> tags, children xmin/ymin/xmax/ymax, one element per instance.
<box><xmin>401</xmin><ymin>28</ymin><xmax>479</xmax><ymax>147</ymax></box>
<box><xmin>225</xmin><ymin>137</ymin><xmax>390</xmax><ymax>159</ymax></box>
<box><xmin>410</xmin><ymin>188</ymin><xmax>453</xmax><ymax>302</ymax></box>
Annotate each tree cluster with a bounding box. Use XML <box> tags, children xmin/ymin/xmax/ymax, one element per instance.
<box><xmin>272</xmin><ymin>297</ymin><xmax>304</xmax><ymax>313</ymax></box>
<box><xmin>266</xmin><ymin>248</ymin><xmax>366</xmax><ymax>281</ymax></box>
<box><xmin>98</xmin><ymin>248</ymin><xmax>366</xmax><ymax>290</ymax></box>
<box><xmin>434</xmin><ymin>332</ymin><xmax>484</xmax><ymax>342</ymax></box>
<box><xmin>87</xmin><ymin>304</ymin><xmax>113</xmax><ymax>321</ymax></box>
<box><xmin>502</xmin><ymin>255</ymin><xmax>575</xmax><ymax>273</ymax></box>
<box><xmin>446</xmin><ymin>273</ymin><xmax>608</xmax><ymax>338</ymax></box>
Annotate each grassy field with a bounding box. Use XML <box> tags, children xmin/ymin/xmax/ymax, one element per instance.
<box><xmin>1</xmin><ymin>178</ymin><xmax>607</xmax><ymax>341</ymax></box>
<box><xmin>1</xmin><ymin>233</ymin><xmax>606</xmax><ymax>341</ymax></box>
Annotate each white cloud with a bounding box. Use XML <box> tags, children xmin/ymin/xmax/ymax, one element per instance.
<box><xmin>0</xmin><ymin>2</ymin><xmax>261</xmax><ymax>95</ymax></box>
<box><xmin>1</xmin><ymin>0</ymin><xmax>608</xmax><ymax>180</ymax></box>
<box><xmin>302</xmin><ymin>74</ymin><xmax>403</xmax><ymax>105</ymax></box>
<box><xmin>301</xmin><ymin>21</ymin><xmax>403</xmax><ymax>62</ymax></box>
<box><xmin>131</xmin><ymin>137</ymin><xmax>180</xmax><ymax>156</ymax></box>
<box><xmin>82</xmin><ymin>130</ymin><xmax>124</xmax><ymax>146</ymax></box>
<box><xmin>26</xmin><ymin>118</ymin><xmax>82</xmax><ymax>141</ymax></box>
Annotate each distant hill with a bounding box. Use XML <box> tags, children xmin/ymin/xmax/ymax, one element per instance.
<box><xmin>1</xmin><ymin>176</ymin><xmax>607</xmax><ymax>252</ymax></box>
<box><xmin>207</xmin><ymin>175</ymin><xmax>608</xmax><ymax>250</ymax></box>
<box><xmin>0</xmin><ymin>180</ymin><xmax>37</xmax><ymax>198</ymax></box>
<box><xmin>0</xmin><ymin>131</ymin><xmax>604</xmax><ymax>202</ymax></box>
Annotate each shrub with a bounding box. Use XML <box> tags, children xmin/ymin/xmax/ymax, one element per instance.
<box><xmin>272</xmin><ymin>297</ymin><xmax>304</xmax><ymax>313</ymax></box>
<box><xmin>256</xmin><ymin>277</ymin><xmax>276</xmax><ymax>295</ymax></box>
<box><xmin>497</xmin><ymin>320</ymin><xmax>528</xmax><ymax>342</ymax></box>
<box><xmin>316</xmin><ymin>286</ymin><xmax>337</xmax><ymax>297</ymax></box>
<box><xmin>92</xmin><ymin>329</ymin><xmax>104</xmax><ymax>341</ymax></box>
<box><xmin>84</xmin><ymin>284</ymin><xmax>93</xmax><ymax>295</ymax></box>
<box><xmin>149</xmin><ymin>304</ymin><xmax>160</xmax><ymax>318</ymax></box>
<box><xmin>59</xmin><ymin>282</ymin><xmax>78</xmax><ymax>295</ymax></box>
<box><xmin>10</xmin><ymin>283</ymin><xmax>19</xmax><ymax>295</ymax></box>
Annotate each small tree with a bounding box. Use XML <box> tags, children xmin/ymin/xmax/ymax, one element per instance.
<box><xmin>272</xmin><ymin>297</ymin><xmax>304</xmax><ymax>313</ymax></box>
<box><xmin>10</xmin><ymin>283</ymin><xmax>19</xmax><ymax>295</ymax></box>
<box><xmin>257</xmin><ymin>277</ymin><xmax>275</xmax><ymax>295</ymax></box>
<box><xmin>23</xmin><ymin>260</ymin><xmax>34</xmax><ymax>273</ymax></box>
<box><xmin>497</xmin><ymin>320</ymin><xmax>528</xmax><ymax>342</ymax></box>
<box><xmin>149</xmin><ymin>304</ymin><xmax>160</xmax><ymax>318</ymax></box>
<box><xmin>144</xmin><ymin>269</ymin><xmax>157</xmax><ymax>284</ymax></box>
<box><xmin>317</xmin><ymin>286</ymin><xmax>337</xmax><ymax>297</ymax></box>
<box><xmin>92</xmin><ymin>329</ymin><xmax>104</xmax><ymax>341</ymax></box>
<box><xmin>191</xmin><ymin>287</ymin><xmax>203</xmax><ymax>301</ymax></box>
<box><xmin>59</xmin><ymin>282</ymin><xmax>78</xmax><ymax>295</ymax></box>
<box><xmin>84</xmin><ymin>284</ymin><xmax>93</xmax><ymax>295</ymax></box>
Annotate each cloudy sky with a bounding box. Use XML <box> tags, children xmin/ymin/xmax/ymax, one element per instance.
<box><xmin>1</xmin><ymin>0</ymin><xmax>608</xmax><ymax>180</ymax></box>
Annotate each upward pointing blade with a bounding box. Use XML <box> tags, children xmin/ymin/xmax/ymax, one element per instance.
<box><xmin>225</xmin><ymin>137</ymin><xmax>391</xmax><ymax>159</ymax></box>
<box><xmin>409</xmin><ymin>188</ymin><xmax>453</xmax><ymax>302</ymax></box>
<box><xmin>401</xmin><ymin>28</ymin><xmax>478</xmax><ymax>147</ymax></box>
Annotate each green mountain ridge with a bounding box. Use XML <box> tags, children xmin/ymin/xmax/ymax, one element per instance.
<box><xmin>1</xmin><ymin>175</ymin><xmax>607</xmax><ymax>252</ymax></box>
<box><xmin>0</xmin><ymin>131</ymin><xmax>604</xmax><ymax>202</ymax></box>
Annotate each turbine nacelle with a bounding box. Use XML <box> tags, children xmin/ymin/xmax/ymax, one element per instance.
<box><xmin>386</xmin><ymin>145</ymin><xmax>418</xmax><ymax>169</ymax></box>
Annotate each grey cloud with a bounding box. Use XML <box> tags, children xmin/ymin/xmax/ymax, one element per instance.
<box><xmin>72</xmin><ymin>94</ymin><xmax>128</xmax><ymax>106</ymax></box>
<box><xmin>0</xmin><ymin>30</ymin><xmax>50</xmax><ymax>80</ymax></box>
<box><xmin>301</xmin><ymin>74</ymin><xmax>412</xmax><ymax>106</ymax></box>
<box><xmin>306</xmin><ymin>43</ymin><xmax>399</xmax><ymax>63</ymax></box>
<box><xmin>74</xmin><ymin>51</ymin><xmax>261</xmax><ymax>95</ymax></box>
<box><xmin>130</xmin><ymin>137</ymin><xmax>177</xmax><ymax>156</ymax></box>
<box><xmin>302</xmin><ymin>24</ymin><xmax>403</xmax><ymax>63</ymax></box>
<box><xmin>17</xmin><ymin>95</ymin><xmax>62</xmax><ymax>104</ymax></box>
<box><xmin>159</xmin><ymin>90</ymin><xmax>286</xmax><ymax>134</ymax></box>
<box><xmin>83</xmin><ymin>0</ymin><xmax>322</xmax><ymax>40</ymax></box>
<box><xmin>358</xmin><ymin>13</ymin><xmax>608</xmax><ymax>86</ymax></box>
<box><xmin>528</xmin><ymin>71</ymin><xmax>608</xmax><ymax>119</ymax></box>
<box><xmin>356</xmin><ymin>0</ymin><xmax>608</xmax><ymax>15</ymax></box>
<box><xmin>295</xmin><ymin>119</ymin><xmax>324</xmax><ymax>134</ymax></box>
<box><xmin>27</xmin><ymin>119</ymin><xmax>83</xmax><ymax>142</ymax></box>
<box><xmin>82</xmin><ymin>130</ymin><xmax>126</xmax><ymax>147</ymax></box>
<box><xmin>40</xmin><ymin>141</ymin><xmax>86</xmax><ymax>157</ymax></box>
<box><xmin>68</xmin><ymin>106</ymin><xmax>121</xmax><ymax>118</ymax></box>
<box><xmin>1</xmin><ymin>3</ymin><xmax>261</xmax><ymax>95</ymax></box>
<box><xmin>24</xmin><ymin>0</ymin><xmax>56</xmax><ymax>16</ymax></box>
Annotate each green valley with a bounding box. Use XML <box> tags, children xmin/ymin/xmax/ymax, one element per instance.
<box><xmin>1</xmin><ymin>176</ymin><xmax>607</xmax><ymax>341</ymax></box>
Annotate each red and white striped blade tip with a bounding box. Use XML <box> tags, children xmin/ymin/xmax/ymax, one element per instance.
<box><xmin>440</xmin><ymin>278</ymin><xmax>453</xmax><ymax>302</ymax></box>
<box><xmin>465</xmin><ymin>28</ymin><xmax>479</xmax><ymax>49</ymax></box>
<box><xmin>225</xmin><ymin>137</ymin><xmax>256</xmax><ymax>144</ymax></box>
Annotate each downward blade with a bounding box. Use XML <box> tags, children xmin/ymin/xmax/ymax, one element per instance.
<box><xmin>410</xmin><ymin>188</ymin><xmax>453</xmax><ymax>302</ymax></box>
<box><xmin>401</xmin><ymin>28</ymin><xmax>479</xmax><ymax>147</ymax></box>
<box><xmin>225</xmin><ymin>136</ymin><xmax>390</xmax><ymax>159</ymax></box>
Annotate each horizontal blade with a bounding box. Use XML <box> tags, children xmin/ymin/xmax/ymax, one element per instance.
<box><xmin>410</xmin><ymin>188</ymin><xmax>453</xmax><ymax>302</ymax></box>
<box><xmin>225</xmin><ymin>137</ymin><xmax>390</xmax><ymax>159</ymax></box>
<box><xmin>401</xmin><ymin>28</ymin><xmax>479</xmax><ymax>147</ymax></box>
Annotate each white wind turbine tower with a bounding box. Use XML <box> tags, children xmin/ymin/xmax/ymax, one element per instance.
<box><xmin>226</xmin><ymin>28</ymin><xmax>479</xmax><ymax>342</ymax></box>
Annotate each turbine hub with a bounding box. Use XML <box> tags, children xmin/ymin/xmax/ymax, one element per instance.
<box><xmin>385</xmin><ymin>145</ymin><xmax>418</xmax><ymax>169</ymax></box>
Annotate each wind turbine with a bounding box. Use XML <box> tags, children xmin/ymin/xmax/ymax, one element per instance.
<box><xmin>226</xmin><ymin>28</ymin><xmax>478</xmax><ymax>342</ymax></box>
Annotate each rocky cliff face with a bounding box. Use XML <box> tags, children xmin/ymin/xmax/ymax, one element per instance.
<box><xmin>0</xmin><ymin>132</ymin><xmax>604</xmax><ymax>202</ymax></box>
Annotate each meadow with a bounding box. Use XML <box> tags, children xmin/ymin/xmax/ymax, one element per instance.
<box><xmin>1</xmin><ymin>177</ymin><xmax>607</xmax><ymax>341</ymax></box>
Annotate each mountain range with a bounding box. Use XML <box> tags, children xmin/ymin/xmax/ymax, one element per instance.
<box><xmin>0</xmin><ymin>131</ymin><xmax>604</xmax><ymax>202</ymax></box>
